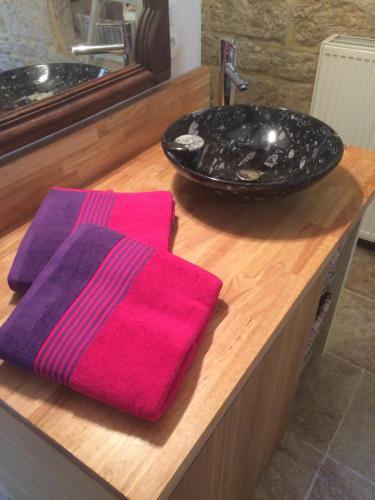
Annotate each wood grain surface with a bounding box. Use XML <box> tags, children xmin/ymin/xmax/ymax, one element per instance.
<box><xmin>0</xmin><ymin>142</ymin><xmax>374</xmax><ymax>499</ymax></box>
<box><xmin>0</xmin><ymin>67</ymin><xmax>209</xmax><ymax>234</ymax></box>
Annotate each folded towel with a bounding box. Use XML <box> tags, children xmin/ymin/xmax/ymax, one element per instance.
<box><xmin>0</xmin><ymin>224</ymin><xmax>222</xmax><ymax>421</ymax></box>
<box><xmin>8</xmin><ymin>187</ymin><xmax>175</xmax><ymax>294</ymax></box>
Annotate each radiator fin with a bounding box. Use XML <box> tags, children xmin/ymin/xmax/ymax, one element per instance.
<box><xmin>329</xmin><ymin>35</ymin><xmax>375</xmax><ymax>50</ymax></box>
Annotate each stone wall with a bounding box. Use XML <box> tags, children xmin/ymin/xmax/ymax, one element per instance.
<box><xmin>202</xmin><ymin>0</ymin><xmax>375</xmax><ymax>112</ymax></box>
<box><xmin>0</xmin><ymin>0</ymin><xmax>77</xmax><ymax>71</ymax></box>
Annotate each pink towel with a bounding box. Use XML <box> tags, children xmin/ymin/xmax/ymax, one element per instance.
<box><xmin>8</xmin><ymin>187</ymin><xmax>175</xmax><ymax>294</ymax></box>
<box><xmin>0</xmin><ymin>224</ymin><xmax>222</xmax><ymax>421</ymax></box>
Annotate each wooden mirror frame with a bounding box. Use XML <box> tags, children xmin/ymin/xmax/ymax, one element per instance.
<box><xmin>0</xmin><ymin>0</ymin><xmax>170</xmax><ymax>157</ymax></box>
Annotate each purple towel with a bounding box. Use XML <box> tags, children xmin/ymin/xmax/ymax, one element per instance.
<box><xmin>8</xmin><ymin>187</ymin><xmax>174</xmax><ymax>294</ymax></box>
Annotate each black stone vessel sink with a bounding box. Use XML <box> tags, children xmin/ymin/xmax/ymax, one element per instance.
<box><xmin>162</xmin><ymin>105</ymin><xmax>344</xmax><ymax>200</ymax></box>
<box><xmin>0</xmin><ymin>63</ymin><xmax>108</xmax><ymax>111</ymax></box>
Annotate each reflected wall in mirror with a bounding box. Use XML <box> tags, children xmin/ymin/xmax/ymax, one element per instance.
<box><xmin>0</xmin><ymin>0</ymin><xmax>170</xmax><ymax>158</ymax></box>
<box><xmin>0</xmin><ymin>0</ymin><xmax>144</xmax><ymax>111</ymax></box>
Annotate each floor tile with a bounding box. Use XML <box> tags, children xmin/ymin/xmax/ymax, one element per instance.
<box><xmin>288</xmin><ymin>353</ymin><xmax>361</xmax><ymax>451</ymax></box>
<box><xmin>309</xmin><ymin>457</ymin><xmax>375</xmax><ymax>500</ymax></box>
<box><xmin>253</xmin><ymin>432</ymin><xmax>322</xmax><ymax>500</ymax></box>
<box><xmin>330</xmin><ymin>372</ymin><xmax>375</xmax><ymax>482</ymax></box>
<box><xmin>0</xmin><ymin>486</ymin><xmax>9</xmax><ymax>500</ymax></box>
<box><xmin>346</xmin><ymin>246</ymin><xmax>375</xmax><ymax>300</ymax></box>
<box><xmin>327</xmin><ymin>289</ymin><xmax>375</xmax><ymax>373</ymax></box>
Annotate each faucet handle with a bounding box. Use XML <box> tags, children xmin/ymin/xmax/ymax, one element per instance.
<box><xmin>220</xmin><ymin>37</ymin><xmax>237</xmax><ymax>48</ymax></box>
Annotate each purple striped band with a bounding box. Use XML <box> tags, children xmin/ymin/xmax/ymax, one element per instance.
<box><xmin>33</xmin><ymin>236</ymin><xmax>155</xmax><ymax>384</ymax></box>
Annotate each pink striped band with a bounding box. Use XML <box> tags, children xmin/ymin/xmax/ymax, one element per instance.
<box><xmin>73</xmin><ymin>190</ymin><xmax>116</xmax><ymax>230</ymax></box>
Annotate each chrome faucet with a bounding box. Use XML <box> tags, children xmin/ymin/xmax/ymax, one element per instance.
<box><xmin>72</xmin><ymin>21</ymin><xmax>134</xmax><ymax>66</ymax></box>
<box><xmin>219</xmin><ymin>38</ymin><xmax>249</xmax><ymax>106</ymax></box>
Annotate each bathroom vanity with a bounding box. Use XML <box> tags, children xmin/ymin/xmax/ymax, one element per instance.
<box><xmin>0</xmin><ymin>68</ymin><xmax>374</xmax><ymax>499</ymax></box>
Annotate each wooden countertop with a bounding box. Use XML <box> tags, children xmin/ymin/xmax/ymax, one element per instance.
<box><xmin>0</xmin><ymin>144</ymin><xmax>374</xmax><ymax>499</ymax></box>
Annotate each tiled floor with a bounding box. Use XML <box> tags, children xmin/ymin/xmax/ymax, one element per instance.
<box><xmin>254</xmin><ymin>244</ymin><xmax>375</xmax><ymax>500</ymax></box>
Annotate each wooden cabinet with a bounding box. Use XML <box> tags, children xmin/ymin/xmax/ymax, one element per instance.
<box><xmin>0</xmin><ymin>66</ymin><xmax>373</xmax><ymax>499</ymax></box>
<box><xmin>0</xmin><ymin>230</ymin><xmax>360</xmax><ymax>500</ymax></box>
<box><xmin>170</xmin><ymin>266</ymin><xmax>328</xmax><ymax>499</ymax></box>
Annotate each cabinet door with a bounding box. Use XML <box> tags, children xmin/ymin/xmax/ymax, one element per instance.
<box><xmin>169</xmin><ymin>267</ymin><xmax>327</xmax><ymax>500</ymax></box>
<box><xmin>0</xmin><ymin>405</ymin><xmax>119</xmax><ymax>500</ymax></box>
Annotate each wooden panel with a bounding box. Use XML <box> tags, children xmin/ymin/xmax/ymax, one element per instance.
<box><xmin>0</xmin><ymin>143</ymin><xmax>374</xmax><ymax>499</ymax></box>
<box><xmin>312</xmin><ymin>220</ymin><xmax>360</xmax><ymax>355</ymax></box>
<box><xmin>169</xmin><ymin>267</ymin><xmax>328</xmax><ymax>500</ymax></box>
<box><xmin>137</xmin><ymin>0</ymin><xmax>171</xmax><ymax>84</ymax></box>
<box><xmin>0</xmin><ymin>67</ymin><xmax>154</xmax><ymax>156</ymax></box>
<box><xmin>0</xmin><ymin>67</ymin><xmax>209</xmax><ymax>234</ymax></box>
<box><xmin>0</xmin><ymin>405</ymin><xmax>121</xmax><ymax>500</ymax></box>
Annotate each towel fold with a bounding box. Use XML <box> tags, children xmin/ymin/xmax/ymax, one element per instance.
<box><xmin>8</xmin><ymin>187</ymin><xmax>175</xmax><ymax>294</ymax></box>
<box><xmin>0</xmin><ymin>224</ymin><xmax>222</xmax><ymax>421</ymax></box>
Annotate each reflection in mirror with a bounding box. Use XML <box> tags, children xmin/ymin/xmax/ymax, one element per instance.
<box><xmin>0</xmin><ymin>0</ymin><xmax>144</xmax><ymax>112</ymax></box>
<box><xmin>71</xmin><ymin>0</ymin><xmax>144</xmax><ymax>69</ymax></box>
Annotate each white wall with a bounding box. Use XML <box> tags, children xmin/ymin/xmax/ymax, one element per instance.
<box><xmin>170</xmin><ymin>0</ymin><xmax>201</xmax><ymax>78</ymax></box>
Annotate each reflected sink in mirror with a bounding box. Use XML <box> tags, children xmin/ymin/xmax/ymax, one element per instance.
<box><xmin>0</xmin><ymin>63</ymin><xmax>108</xmax><ymax>112</ymax></box>
<box><xmin>0</xmin><ymin>0</ymin><xmax>169</xmax><ymax>156</ymax></box>
<box><xmin>162</xmin><ymin>105</ymin><xmax>344</xmax><ymax>200</ymax></box>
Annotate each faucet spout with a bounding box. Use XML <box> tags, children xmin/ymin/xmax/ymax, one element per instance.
<box><xmin>219</xmin><ymin>38</ymin><xmax>249</xmax><ymax>106</ymax></box>
<box><xmin>72</xmin><ymin>44</ymin><xmax>125</xmax><ymax>56</ymax></box>
<box><xmin>225</xmin><ymin>63</ymin><xmax>249</xmax><ymax>92</ymax></box>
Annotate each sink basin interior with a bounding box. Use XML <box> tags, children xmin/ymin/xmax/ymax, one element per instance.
<box><xmin>163</xmin><ymin>105</ymin><xmax>344</xmax><ymax>192</ymax></box>
<box><xmin>0</xmin><ymin>63</ymin><xmax>109</xmax><ymax>111</ymax></box>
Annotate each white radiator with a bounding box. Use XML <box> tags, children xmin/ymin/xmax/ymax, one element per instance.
<box><xmin>310</xmin><ymin>34</ymin><xmax>375</xmax><ymax>243</ymax></box>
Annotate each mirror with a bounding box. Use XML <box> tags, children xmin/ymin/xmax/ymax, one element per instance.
<box><xmin>0</xmin><ymin>1</ymin><xmax>144</xmax><ymax>112</ymax></box>
<box><xmin>0</xmin><ymin>0</ymin><xmax>170</xmax><ymax>157</ymax></box>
